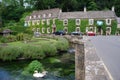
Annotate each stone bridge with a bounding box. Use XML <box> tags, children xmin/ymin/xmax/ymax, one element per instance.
<box><xmin>40</xmin><ymin>34</ymin><xmax>110</xmax><ymax>80</ymax></box>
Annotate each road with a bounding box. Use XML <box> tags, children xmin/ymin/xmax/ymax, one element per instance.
<box><xmin>89</xmin><ymin>36</ymin><xmax>120</xmax><ymax>80</ymax></box>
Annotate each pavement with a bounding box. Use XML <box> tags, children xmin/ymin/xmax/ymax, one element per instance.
<box><xmin>82</xmin><ymin>36</ymin><xmax>111</xmax><ymax>80</ymax></box>
<box><xmin>89</xmin><ymin>36</ymin><xmax>120</xmax><ymax>80</ymax></box>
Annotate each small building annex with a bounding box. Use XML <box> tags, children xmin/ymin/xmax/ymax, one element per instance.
<box><xmin>25</xmin><ymin>7</ymin><xmax>118</xmax><ymax>35</ymax></box>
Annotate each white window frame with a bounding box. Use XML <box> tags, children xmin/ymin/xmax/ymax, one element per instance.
<box><xmin>37</xmin><ymin>20</ymin><xmax>40</xmax><ymax>25</ymax></box>
<box><xmin>76</xmin><ymin>27</ymin><xmax>80</xmax><ymax>32</ymax></box>
<box><xmin>89</xmin><ymin>19</ymin><xmax>94</xmax><ymax>25</ymax></box>
<box><xmin>64</xmin><ymin>27</ymin><xmax>68</xmax><ymax>33</ymax></box>
<box><xmin>89</xmin><ymin>27</ymin><xmax>94</xmax><ymax>31</ymax></box>
<box><xmin>63</xmin><ymin>19</ymin><xmax>68</xmax><ymax>26</ymax></box>
<box><xmin>37</xmin><ymin>28</ymin><xmax>40</xmax><ymax>32</ymax></box>
<box><xmin>47</xmin><ymin>27</ymin><xmax>51</xmax><ymax>33</ymax></box>
<box><xmin>42</xmin><ymin>19</ymin><xmax>45</xmax><ymax>25</ymax></box>
<box><xmin>106</xmin><ymin>19</ymin><xmax>111</xmax><ymax>25</ymax></box>
<box><xmin>76</xmin><ymin>19</ymin><xmax>81</xmax><ymax>25</ymax></box>
<box><xmin>53</xmin><ymin>19</ymin><xmax>55</xmax><ymax>24</ymax></box>
<box><xmin>32</xmin><ymin>28</ymin><xmax>35</xmax><ymax>31</ymax></box>
<box><xmin>32</xmin><ymin>20</ymin><xmax>35</xmax><ymax>25</ymax></box>
<box><xmin>86</xmin><ymin>27</ymin><xmax>88</xmax><ymax>32</ymax></box>
<box><xmin>42</xmin><ymin>28</ymin><xmax>45</xmax><ymax>33</ymax></box>
<box><xmin>106</xmin><ymin>27</ymin><xmax>111</xmax><ymax>32</ymax></box>
<box><xmin>47</xmin><ymin>19</ymin><xmax>50</xmax><ymax>25</ymax></box>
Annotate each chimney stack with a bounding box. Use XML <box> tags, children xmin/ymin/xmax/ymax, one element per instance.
<box><xmin>84</xmin><ymin>7</ymin><xmax>87</xmax><ymax>12</ymax></box>
<box><xmin>112</xmin><ymin>6</ymin><xmax>115</xmax><ymax>12</ymax></box>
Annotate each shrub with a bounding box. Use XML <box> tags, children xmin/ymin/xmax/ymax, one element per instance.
<box><xmin>42</xmin><ymin>42</ymin><xmax>57</xmax><ymax>56</ymax></box>
<box><xmin>0</xmin><ymin>37</ymin><xmax>8</xmax><ymax>43</ymax></box>
<box><xmin>55</xmin><ymin>38</ymin><xmax>69</xmax><ymax>51</ymax></box>
<box><xmin>22</xmin><ymin>60</ymin><xmax>44</xmax><ymax>75</ymax></box>
<box><xmin>16</xmin><ymin>33</ymin><xmax>32</xmax><ymax>41</ymax></box>
<box><xmin>16</xmin><ymin>33</ymin><xmax>24</xmax><ymax>41</ymax></box>
<box><xmin>6</xmin><ymin>35</ymin><xmax>16</xmax><ymax>42</ymax></box>
<box><xmin>22</xmin><ymin>45</ymin><xmax>45</xmax><ymax>59</ymax></box>
<box><xmin>0</xmin><ymin>35</ymin><xmax>16</xmax><ymax>43</ymax></box>
<box><xmin>0</xmin><ymin>46</ymin><xmax>21</xmax><ymax>61</ymax></box>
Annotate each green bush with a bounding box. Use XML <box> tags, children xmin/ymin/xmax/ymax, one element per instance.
<box><xmin>42</xmin><ymin>42</ymin><xmax>57</xmax><ymax>56</ymax></box>
<box><xmin>16</xmin><ymin>33</ymin><xmax>24</xmax><ymax>41</ymax></box>
<box><xmin>6</xmin><ymin>35</ymin><xmax>16</xmax><ymax>42</ymax></box>
<box><xmin>0</xmin><ymin>46</ymin><xmax>21</xmax><ymax>61</ymax></box>
<box><xmin>16</xmin><ymin>33</ymin><xmax>32</xmax><ymax>41</ymax></box>
<box><xmin>22</xmin><ymin>45</ymin><xmax>45</xmax><ymax>59</ymax></box>
<box><xmin>0</xmin><ymin>37</ymin><xmax>8</xmax><ymax>43</ymax></box>
<box><xmin>55</xmin><ymin>38</ymin><xmax>69</xmax><ymax>51</ymax></box>
<box><xmin>22</xmin><ymin>60</ymin><xmax>44</xmax><ymax>75</ymax></box>
<box><xmin>0</xmin><ymin>35</ymin><xmax>16</xmax><ymax>43</ymax></box>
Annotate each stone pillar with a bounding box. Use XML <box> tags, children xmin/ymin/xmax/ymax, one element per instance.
<box><xmin>74</xmin><ymin>42</ymin><xmax>85</xmax><ymax>80</ymax></box>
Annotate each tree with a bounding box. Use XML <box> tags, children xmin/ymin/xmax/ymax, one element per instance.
<box><xmin>87</xmin><ymin>1</ymin><xmax>98</xmax><ymax>10</ymax></box>
<box><xmin>114</xmin><ymin>0</ymin><xmax>120</xmax><ymax>17</ymax></box>
<box><xmin>34</xmin><ymin>0</ymin><xmax>56</xmax><ymax>10</ymax></box>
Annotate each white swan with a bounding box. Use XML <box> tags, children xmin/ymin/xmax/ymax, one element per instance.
<box><xmin>33</xmin><ymin>70</ymin><xmax>47</xmax><ymax>78</ymax></box>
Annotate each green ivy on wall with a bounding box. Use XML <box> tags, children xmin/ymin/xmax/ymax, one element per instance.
<box><xmin>68</xmin><ymin>19</ymin><xmax>76</xmax><ymax>33</ymax></box>
<box><xmin>80</xmin><ymin>19</ymin><xmax>88</xmax><ymax>33</ymax></box>
<box><xmin>55</xmin><ymin>19</ymin><xmax>63</xmax><ymax>31</ymax></box>
<box><xmin>111</xmin><ymin>20</ymin><xmax>117</xmax><ymax>34</ymax></box>
<box><xmin>27</xmin><ymin>19</ymin><xmax>117</xmax><ymax>34</ymax></box>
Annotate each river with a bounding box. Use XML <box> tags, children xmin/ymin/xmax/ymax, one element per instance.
<box><xmin>0</xmin><ymin>53</ymin><xmax>75</xmax><ymax>80</ymax></box>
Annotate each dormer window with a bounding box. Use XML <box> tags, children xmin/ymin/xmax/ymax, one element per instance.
<box><xmin>63</xmin><ymin>19</ymin><xmax>68</xmax><ymax>26</ymax></box>
<box><xmin>38</xmin><ymin>15</ymin><xmax>41</xmax><ymax>18</ymax></box>
<box><xmin>89</xmin><ymin>19</ymin><xmax>94</xmax><ymax>25</ymax></box>
<box><xmin>30</xmin><ymin>16</ymin><xmax>32</xmax><ymax>19</ymax></box>
<box><xmin>43</xmin><ymin>14</ymin><xmax>46</xmax><ymax>18</ymax></box>
<box><xmin>34</xmin><ymin>15</ymin><xmax>36</xmax><ymax>19</ymax></box>
<box><xmin>76</xmin><ymin>19</ymin><xmax>81</xmax><ymax>25</ymax></box>
<box><xmin>48</xmin><ymin>13</ymin><xmax>52</xmax><ymax>17</ymax></box>
<box><xmin>106</xmin><ymin>19</ymin><xmax>111</xmax><ymax>25</ymax></box>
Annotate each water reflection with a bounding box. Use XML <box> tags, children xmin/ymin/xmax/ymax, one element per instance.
<box><xmin>0</xmin><ymin>68</ymin><xmax>11</xmax><ymax>80</ymax></box>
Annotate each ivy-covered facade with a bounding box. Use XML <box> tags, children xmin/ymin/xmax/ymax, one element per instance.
<box><xmin>25</xmin><ymin>7</ymin><xmax>118</xmax><ymax>35</ymax></box>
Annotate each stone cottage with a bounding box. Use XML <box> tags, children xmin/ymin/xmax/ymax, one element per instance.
<box><xmin>116</xmin><ymin>18</ymin><xmax>120</xmax><ymax>35</ymax></box>
<box><xmin>25</xmin><ymin>7</ymin><xmax>118</xmax><ymax>35</ymax></box>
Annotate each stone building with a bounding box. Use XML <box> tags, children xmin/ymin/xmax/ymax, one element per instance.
<box><xmin>25</xmin><ymin>7</ymin><xmax>118</xmax><ymax>35</ymax></box>
<box><xmin>116</xmin><ymin>18</ymin><xmax>120</xmax><ymax>35</ymax></box>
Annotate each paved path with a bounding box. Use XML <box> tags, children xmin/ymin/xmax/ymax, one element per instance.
<box><xmin>83</xmin><ymin>36</ymin><xmax>110</xmax><ymax>80</ymax></box>
<box><xmin>89</xmin><ymin>36</ymin><xmax>120</xmax><ymax>80</ymax></box>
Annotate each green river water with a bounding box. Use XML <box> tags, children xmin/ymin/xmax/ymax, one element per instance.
<box><xmin>0</xmin><ymin>53</ymin><xmax>75</xmax><ymax>80</ymax></box>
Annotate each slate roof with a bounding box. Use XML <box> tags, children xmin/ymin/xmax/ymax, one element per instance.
<box><xmin>59</xmin><ymin>12</ymin><xmax>87</xmax><ymax>19</ymax></box>
<box><xmin>25</xmin><ymin>8</ymin><xmax>117</xmax><ymax>21</ymax></box>
<box><xmin>25</xmin><ymin>8</ymin><xmax>61</xmax><ymax>21</ymax></box>
<box><xmin>60</xmin><ymin>11</ymin><xmax>116</xmax><ymax>19</ymax></box>
<box><xmin>117</xmin><ymin>18</ymin><xmax>120</xmax><ymax>24</ymax></box>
